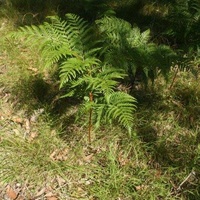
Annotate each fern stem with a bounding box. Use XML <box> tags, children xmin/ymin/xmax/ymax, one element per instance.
<box><xmin>169</xmin><ymin>66</ymin><xmax>179</xmax><ymax>90</ymax></box>
<box><xmin>88</xmin><ymin>92</ymin><xmax>93</xmax><ymax>143</ymax></box>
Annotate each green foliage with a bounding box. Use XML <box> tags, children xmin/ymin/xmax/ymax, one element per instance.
<box><xmin>93</xmin><ymin>92</ymin><xmax>137</xmax><ymax>131</ymax></box>
<box><xmin>13</xmin><ymin>13</ymin><xmax>137</xmax><ymax>133</ymax></box>
<box><xmin>80</xmin><ymin>0</ymin><xmax>116</xmax><ymax>18</ymax></box>
<box><xmin>1</xmin><ymin>2</ymin><xmax>200</xmax><ymax>199</ymax></box>
<box><xmin>12</xmin><ymin>11</ymin><xmax>182</xmax><ymax>133</ymax></box>
<box><xmin>165</xmin><ymin>0</ymin><xmax>200</xmax><ymax>49</ymax></box>
<box><xmin>96</xmin><ymin>16</ymin><xmax>177</xmax><ymax>84</ymax></box>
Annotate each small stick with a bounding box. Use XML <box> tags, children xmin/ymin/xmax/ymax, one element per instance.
<box><xmin>169</xmin><ymin>65</ymin><xmax>179</xmax><ymax>90</ymax></box>
<box><xmin>176</xmin><ymin>171</ymin><xmax>196</xmax><ymax>192</ymax></box>
<box><xmin>88</xmin><ymin>92</ymin><xmax>93</xmax><ymax>143</ymax></box>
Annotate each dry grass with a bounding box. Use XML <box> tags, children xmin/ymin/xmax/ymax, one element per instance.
<box><xmin>0</xmin><ymin>4</ymin><xmax>200</xmax><ymax>200</ymax></box>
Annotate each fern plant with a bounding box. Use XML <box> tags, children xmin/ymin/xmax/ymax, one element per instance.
<box><xmin>13</xmin><ymin>13</ymin><xmax>137</xmax><ymax>139</ymax></box>
<box><xmin>165</xmin><ymin>0</ymin><xmax>200</xmax><ymax>50</ymax></box>
<box><xmin>96</xmin><ymin>16</ymin><xmax>177</xmax><ymax>85</ymax></box>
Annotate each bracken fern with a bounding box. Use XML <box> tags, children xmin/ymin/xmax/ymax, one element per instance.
<box><xmin>12</xmin><ymin>13</ymin><xmax>137</xmax><ymax>136</ymax></box>
<box><xmin>96</xmin><ymin>16</ymin><xmax>177</xmax><ymax>85</ymax></box>
<box><xmin>92</xmin><ymin>92</ymin><xmax>137</xmax><ymax>133</ymax></box>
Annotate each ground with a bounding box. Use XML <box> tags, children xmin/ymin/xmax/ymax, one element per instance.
<box><xmin>0</xmin><ymin>13</ymin><xmax>200</xmax><ymax>200</ymax></box>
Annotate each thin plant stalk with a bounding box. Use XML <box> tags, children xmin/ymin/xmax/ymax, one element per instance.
<box><xmin>88</xmin><ymin>92</ymin><xmax>93</xmax><ymax>143</ymax></box>
<box><xmin>169</xmin><ymin>66</ymin><xmax>179</xmax><ymax>90</ymax></box>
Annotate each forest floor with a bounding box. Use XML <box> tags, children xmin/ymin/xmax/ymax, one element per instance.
<box><xmin>0</xmin><ymin>7</ymin><xmax>200</xmax><ymax>200</ymax></box>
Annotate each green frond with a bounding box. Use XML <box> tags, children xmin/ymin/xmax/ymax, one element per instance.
<box><xmin>59</xmin><ymin>57</ymin><xmax>101</xmax><ymax>88</ymax></box>
<box><xmin>12</xmin><ymin>13</ymin><xmax>96</xmax><ymax>69</ymax></box>
<box><xmin>97</xmin><ymin>16</ymin><xmax>151</xmax><ymax>49</ymax></box>
<box><xmin>64</xmin><ymin>67</ymin><xmax>126</xmax><ymax>96</ymax></box>
<box><xmin>13</xmin><ymin>16</ymin><xmax>76</xmax><ymax>68</ymax></box>
<box><xmin>104</xmin><ymin>49</ymin><xmax>130</xmax><ymax>69</ymax></box>
<box><xmin>12</xmin><ymin>13</ymin><xmax>139</xmax><ymax>133</ymax></box>
<box><xmin>128</xmin><ymin>28</ymin><xmax>151</xmax><ymax>47</ymax></box>
<box><xmin>93</xmin><ymin>92</ymin><xmax>137</xmax><ymax>132</ymax></box>
<box><xmin>96</xmin><ymin>16</ymin><xmax>132</xmax><ymax>37</ymax></box>
<box><xmin>65</xmin><ymin>13</ymin><xmax>94</xmax><ymax>54</ymax></box>
<box><xmin>84</xmin><ymin>47</ymin><xmax>102</xmax><ymax>57</ymax></box>
<box><xmin>147</xmin><ymin>45</ymin><xmax>177</xmax><ymax>80</ymax></box>
<box><xmin>96</xmin><ymin>15</ymin><xmax>177</xmax><ymax>84</ymax></box>
<box><xmin>96</xmin><ymin>16</ymin><xmax>132</xmax><ymax>48</ymax></box>
<box><xmin>86</xmin><ymin>68</ymin><xmax>126</xmax><ymax>94</ymax></box>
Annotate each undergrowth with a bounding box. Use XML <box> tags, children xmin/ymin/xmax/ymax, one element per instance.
<box><xmin>0</xmin><ymin>3</ymin><xmax>200</xmax><ymax>200</ymax></box>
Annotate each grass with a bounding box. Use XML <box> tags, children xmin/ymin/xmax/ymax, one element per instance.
<box><xmin>0</xmin><ymin>3</ymin><xmax>200</xmax><ymax>200</ymax></box>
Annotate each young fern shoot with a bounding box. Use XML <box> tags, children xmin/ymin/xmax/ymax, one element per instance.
<box><xmin>12</xmin><ymin>13</ymin><xmax>137</xmax><ymax>141</ymax></box>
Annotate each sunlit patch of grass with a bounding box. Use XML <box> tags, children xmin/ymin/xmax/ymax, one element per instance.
<box><xmin>0</xmin><ymin>4</ymin><xmax>200</xmax><ymax>199</ymax></box>
<box><xmin>0</xmin><ymin>20</ymin><xmax>59</xmax><ymax>112</ymax></box>
<box><xmin>0</xmin><ymin>123</ymin><xmax>65</xmax><ymax>182</ymax></box>
<box><xmin>170</xmin><ymin>72</ymin><xmax>200</xmax><ymax>129</ymax></box>
<box><xmin>131</xmin><ymin>72</ymin><xmax>200</xmax><ymax>199</ymax></box>
<box><xmin>0</xmin><ymin>105</ymin><xmax>199</xmax><ymax>199</ymax></box>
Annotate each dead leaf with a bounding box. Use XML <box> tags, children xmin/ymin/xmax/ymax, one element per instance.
<box><xmin>30</xmin><ymin>108</ymin><xmax>44</xmax><ymax>123</ymax></box>
<box><xmin>77</xmin><ymin>187</ymin><xmax>87</xmax><ymax>197</ymax></box>
<box><xmin>45</xmin><ymin>192</ymin><xmax>58</xmax><ymax>200</ymax></box>
<box><xmin>28</xmin><ymin>132</ymin><xmax>39</xmax><ymax>142</ymax></box>
<box><xmin>25</xmin><ymin>119</ymin><xmax>31</xmax><ymax>133</ymax></box>
<box><xmin>13</xmin><ymin>129</ymin><xmax>21</xmax><ymax>136</ymax></box>
<box><xmin>12</xmin><ymin>116</ymin><xmax>23</xmax><ymax>124</ymax></box>
<box><xmin>50</xmin><ymin>148</ymin><xmax>69</xmax><ymax>161</ymax></box>
<box><xmin>83</xmin><ymin>154</ymin><xmax>93</xmax><ymax>163</ymax></box>
<box><xmin>50</xmin><ymin>130</ymin><xmax>57</xmax><ymax>136</ymax></box>
<box><xmin>3</xmin><ymin>93</ymin><xmax>11</xmax><ymax>102</ymax></box>
<box><xmin>118</xmin><ymin>152</ymin><xmax>130</xmax><ymax>166</ymax></box>
<box><xmin>135</xmin><ymin>184</ymin><xmax>148</xmax><ymax>191</ymax></box>
<box><xmin>50</xmin><ymin>149</ymin><xmax>58</xmax><ymax>160</ymax></box>
<box><xmin>0</xmin><ymin>87</ymin><xmax>5</xmax><ymax>94</ymax></box>
<box><xmin>30</xmin><ymin>115</ymin><xmax>37</xmax><ymax>123</ymax></box>
<box><xmin>34</xmin><ymin>187</ymin><xmax>46</xmax><ymax>199</ymax></box>
<box><xmin>6</xmin><ymin>185</ymin><xmax>18</xmax><ymax>199</ymax></box>
<box><xmin>85</xmin><ymin>180</ymin><xmax>92</xmax><ymax>185</ymax></box>
<box><xmin>27</xmin><ymin>67</ymin><xmax>38</xmax><ymax>75</ymax></box>
<box><xmin>46</xmin><ymin>196</ymin><xmax>58</xmax><ymax>200</ymax></box>
<box><xmin>155</xmin><ymin>170</ymin><xmax>161</xmax><ymax>178</ymax></box>
<box><xmin>56</xmin><ymin>175</ymin><xmax>66</xmax><ymax>187</ymax></box>
<box><xmin>16</xmin><ymin>196</ymin><xmax>24</xmax><ymax>200</ymax></box>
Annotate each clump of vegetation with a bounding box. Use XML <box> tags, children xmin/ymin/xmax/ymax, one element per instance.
<box><xmin>0</xmin><ymin>0</ymin><xmax>200</xmax><ymax>199</ymax></box>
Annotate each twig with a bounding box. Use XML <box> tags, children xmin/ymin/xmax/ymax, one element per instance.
<box><xmin>169</xmin><ymin>65</ymin><xmax>179</xmax><ymax>90</ymax></box>
<box><xmin>88</xmin><ymin>92</ymin><xmax>93</xmax><ymax>143</ymax></box>
<box><xmin>176</xmin><ymin>171</ymin><xmax>196</xmax><ymax>192</ymax></box>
